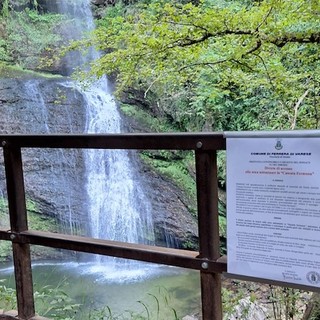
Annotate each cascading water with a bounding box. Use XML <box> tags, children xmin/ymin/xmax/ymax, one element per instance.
<box><xmin>21</xmin><ymin>79</ymin><xmax>83</xmax><ymax>235</ymax></box>
<box><xmin>55</xmin><ymin>0</ymin><xmax>156</xmax><ymax>270</ymax></box>
<box><xmin>84</xmin><ymin>81</ymin><xmax>154</xmax><ymax>246</ymax></box>
<box><xmin>24</xmin><ymin>80</ymin><xmax>50</xmax><ymax>133</ymax></box>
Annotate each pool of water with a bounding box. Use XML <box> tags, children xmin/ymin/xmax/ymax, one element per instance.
<box><xmin>0</xmin><ymin>259</ymin><xmax>201</xmax><ymax>319</ymax></box>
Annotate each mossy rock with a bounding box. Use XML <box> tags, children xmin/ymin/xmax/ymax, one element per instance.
<box><xmin>0</xmin><ymin>63</ymin><xmax>62</xmax><ymax>79</ymax></box>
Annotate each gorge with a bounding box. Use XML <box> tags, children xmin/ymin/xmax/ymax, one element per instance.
<box><xmin>0</xmin><ymin>0</ymin><xmax>200</xmax><ymax>317</ymax></box>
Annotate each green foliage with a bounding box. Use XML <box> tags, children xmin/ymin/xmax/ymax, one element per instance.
<box><xmin>268</xmin><ymin>286</ymin><xmax>302</xmax><ymax>320</ymax></box>
<box><xmin>217</xmin><ymin>151</ymin><xmax>226</xmax><ymax>188</ymax></box>
<box><xmin>11</xmin><ymin>282</ymin><xmax>182</xmax><ymax>320</ymax></box>
<box><xmin>0</xmin><ymin>241</ymin><xmax>11</xmax><ymax>263</ymax></box>
<box><xmin>97</xmin><ymin>2</ymin><xmax>126</xmax><ymax>21</ymax></box>
<box><xmin>123</xmin><ymin>287</ymin><xmax>180</xmax><ymax>320</ymax></box>
<box><xmin>222</xmin><ymin>286</ymin><xmax>246</xmax><ymax>318</ymax></box>
<box><xmin>0</xmin><ymin>277</ymin><xmax>79</xmax><ymax>319</ymax></box>
<box><xmin>82</xmin><ymin>286</ymin><xmax>184</xmax><ymax>319</ymax></box>
<box><xmin>73</xmin><ymin>0</ymin><xmax>320</xmax><ymax>132</ymax></box>
<box><xmin>120</xmin><ymin>103</ymin><xmax>179</xmax><ymax>132</ymax></box>
<box><xmin>0</xmin><ymin>63</ymin><xmax>64</xmax><ymax>78</ymax></box>
<box><xmin>305</xmin><ymin>293</ymin><xmax>320</xmax><ymax>320</ymax></box>
<box><xmin>87</xmin><ymin>306</ymin><xmax>113</xmax><ymax>320</ymax></box>
<box><xmin>34</xmin><ymin>280</ymin><xmax>81</xmax><ymax>320</ymax></box>
<box><xmin>222</xmin><ymin>283</ymin><xmax>309</xmax><ymax>320</ymax></box>
<box><xmin>141</xmin><ymin>150</ymin><xmax>196</xmax><ymax>212</ymax></box>
<box><xmin>0</xmin><ymin>279</ymin><xmax>16</xmax><ymax>311</ymax></box>
<box><xmin>0</xmin><ymin>8</ymin><xmax>64</xmax><ymax>69</ymax></box>
<box><xmin>0</xmin><ymin>0</ymin><xmax>10</xmax><ymax>17</ymax></box>
<box><xmin>0</xmin><ymin>39</ymin><xmax>10</xmax><ymax>62</ymax></box>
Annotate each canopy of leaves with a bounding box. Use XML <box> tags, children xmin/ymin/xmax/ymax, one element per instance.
<box><xmin>0</xmin><ymin>2</ymin><xmax>65</xmax><ymax>70</ymax></box>
<box><xmin>77</xmin><ymin>0</ymin><xmax>319</xmax><ymax>131</ymax></box>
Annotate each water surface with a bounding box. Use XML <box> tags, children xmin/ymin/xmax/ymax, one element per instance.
<box><xmin>0</xmin><ymin>260</ymin><xmax>201</xmax><ymax>319</ymax></box>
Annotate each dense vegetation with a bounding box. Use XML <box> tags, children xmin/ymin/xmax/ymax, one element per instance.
<box><xmin>0</xmin><ymin>0</ymin><xmax>318</xmax><ymax>238</ymax></box>
<box><xmin>81</xmin><ymin>0</ymin><xmax>319</xmax><ymax>258</ymax></box>
<box><xmin>0</xmin><ymin>0</ymin><xmax>64</xmax><ymax>71</ymax></box>
<box><xmin>0</xmin><ymin>0</ymin><xmax>319</xmax><ymax>256</ymax></box>
<box><xmin>1</xmin><ymin>1</ymin><xmax>319</xmax><ymax>131</ymax></box>
<box><xmin>2</xmin><ymin>0</ymin><xmax>318</xmax><ymax>133</ymax></box>
<box><xmin>78</xmin><ymin>0</ymin><xmax>319</xmax><ymax>132</ymax></box>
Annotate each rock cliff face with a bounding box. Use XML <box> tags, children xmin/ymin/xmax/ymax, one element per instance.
<box><xmin>0</xmin><ymin>76</ymin><xmax>88</xmax><ymax>232</ymax></box>
<box><xmin>0</xmin><ymin>74</ymin><xmax>198</xmax><ymax>248</ymax></box>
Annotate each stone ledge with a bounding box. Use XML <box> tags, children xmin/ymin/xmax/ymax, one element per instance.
<box><xmin>0</xmin><ymin>309</ymin><xmax>18</xmax><ymax>319</ymax></box>
<box><xmin>0</xmin><ymin>310</ymin><xmax>49</xmax><ymax>320</ymax></box>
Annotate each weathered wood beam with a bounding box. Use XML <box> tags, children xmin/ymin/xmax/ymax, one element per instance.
<box><xmin>2</xmin><ymin>146</ymin><xmax>35</xmax><ymax>319</ymax></box>
<box><xmin>196</xmin><ymin>149</ymin><xmax>222</xmax><ymax>320</ymax></box>
<box><xmin>0</xmin><ymin>133</ymin><xmax>226</xmax><ymax>151</ymax></box>
<box><xmin>7</xmin><ymin>230</ymin><xmax>226</xmax><ymax>273</ymax></box>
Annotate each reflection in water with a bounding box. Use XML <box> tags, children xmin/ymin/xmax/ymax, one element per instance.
<box><xmin>0</xmin><ymin>260</ymin><xmax>200</xmax><ymax>319</ymax></box>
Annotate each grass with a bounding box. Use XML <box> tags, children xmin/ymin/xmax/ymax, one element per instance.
<box><xmin>0</xmin><ymin>277</ymin><xmax>183</xmax><ymax>320</ymax></box>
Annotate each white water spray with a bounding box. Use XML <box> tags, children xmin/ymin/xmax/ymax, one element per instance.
<box><xmin>84</xmin><ymin>79</ymin><xmax>154</xmax><ymax>246</ymax></box>
<box><xmin>55</xmin><ymin>0</ymin><xmax>155</xmax><ymax>266</ymax></box>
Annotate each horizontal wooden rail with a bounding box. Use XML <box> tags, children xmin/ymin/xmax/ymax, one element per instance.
<box><xmin>0</xmin><ymin>229</ymin><xmax>227</xmax><ymax>274</ymax></box>
<box><xmin>0</xmin><ymin>133</ymin><xmax>226</xmax><ymax>150</ymax></box>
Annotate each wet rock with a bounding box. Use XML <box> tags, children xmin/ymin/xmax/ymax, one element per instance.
<box><xmin>182</xmin><ymin>316</ymin><xmax>199</xmax><ymax>320</ymax></box>
<box><xmin>136</xmin><ymin>161</ymin><xmax>198</xmax><ymax>248</ymax></box>
<box><xmin>228</xmin><ymin>297</ymin><xmax>268</xmax><ymax>320</ymax></box>
<box><xmin>0</xmin><ymin>76</ymin><xmax>88</xmax><ymax>232</ymax></box>
<box><xmin>0</xmin><ymin>75</ymin><xmax>198</xmax><ymax>248</ymax></box>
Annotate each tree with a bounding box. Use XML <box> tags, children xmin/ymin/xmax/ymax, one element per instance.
<box><xmin>75</xmin><ymin>0</ymin><xmax>320</xmax><ymax>131</ymax></box>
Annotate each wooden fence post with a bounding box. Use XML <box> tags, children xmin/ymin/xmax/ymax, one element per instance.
<box><xmin>195</xmin><ymin>148</ymin><xmax>222</xmax><ymax>320</ymax></box>
<box><xmin>3</xmin><ymin>143</ymin><xmax>35</xmax><ymax>319</ymax></box>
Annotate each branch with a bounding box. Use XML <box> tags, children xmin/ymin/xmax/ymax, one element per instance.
<box><xmin>291</xmin><ymin>88</ymin><xmax>310</xmax><ymax>130</ymax></box>
<box><xmin>243</xmin><ymin>39</ymin><xmax>262</xmax><ymax>56</ymax></box>
<box><xmin>175</xmin><ymin>32</ymin><xmax>213</xmax><ymax>47</ymax></box>
<box><xmin>173</xmin><ymin>29</ymin><xmax>253</xmax><ymax>48</ymax></box>
<box><xmin>252</xmin><ymin>53</ymin><xmax>276</xmax><ymax>91</ymax></box>
<box><xmin>144</xmin><ymin>76</ymin><xmax>161</xmax><ymax>98</ymax></box>
<box><xmin>230</xmin><ymin>59</ymin><xmax>255</xmax><ymax>72</ymax></box>
<box><xmin>178</xmin><ymin>59</ymin><xmax>228</xmax><ymax>71</ymax></box>
<box><xmin>169</xmin><ymin>28</ymin><xmax>320</xmax><ymax>50</ymax></box>
<box><xmin>178</xmin><ymin>57</ymin><xmax>255</xmax><ymax>73</ymax></box>
<box><xmin>256</xmin><ymin>6</ymin><xmax>273</xmax><ymax>31</ymax></box>
<box><xmin>270</xmin><ymin>33</ymin><xmax>320</xmax><ymax>47</ymax></box>
<box><xmin>166</xmin><ymin>19</ymin><xmax>211</xmax><ymax>34</ymax></box>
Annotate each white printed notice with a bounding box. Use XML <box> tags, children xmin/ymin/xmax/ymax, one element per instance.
<box><xmin>227</xmin><ymin>136</ymin><xmax>320</xmax><ymax>287</ymax></box>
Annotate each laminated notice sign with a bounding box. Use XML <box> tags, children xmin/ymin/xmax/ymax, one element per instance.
<box><xmin>227</xmin><ymin>135</ymin><xmax>320</xmax><ymax>288</ymax></box>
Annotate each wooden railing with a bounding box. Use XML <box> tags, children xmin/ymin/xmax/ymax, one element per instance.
<box><xmin>0</xmin><ymin>133</ymin><xmax>228</xmax><ymax>319</ymax></box>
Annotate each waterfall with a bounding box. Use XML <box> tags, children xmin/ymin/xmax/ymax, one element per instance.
<box><xmin>54</xmin><ymin>1</ymin><xmax>155</xmax><ymax>264</ymax></box>
<box><xmin>83</xmin><ymin>81</ymin><xmax>154</xmax><ymax>246</ymax></box>
<box><xmin>21</xmin><ymin>79</ymin><xmax>83</xmax><ymax>236</ymax></box>
<box><xmin>24</xmin><ymin>80</ymin><xmax>50</xmax><ymax>134</ymax></box>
